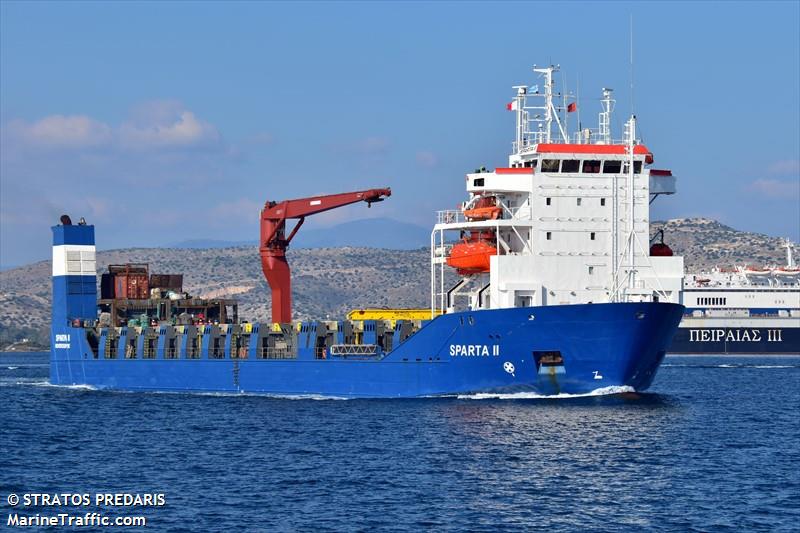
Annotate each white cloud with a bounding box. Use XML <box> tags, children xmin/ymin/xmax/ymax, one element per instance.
<box><xmin>119</xmin><ymin>109</ymin><xmax>220</xmax><ymax>150</ymax></box>
<box><xmin>415</xmin><ymin>151</ymin><xmax>438</xmax><ymax>168</ymax></box>
<box><xmin>6</xmin><ymin>115</ymin><xmax>112</xmax><ymax>148</ymax></box>
<box><xmin>768</xmin><ymin>159</ymin><xmax>800</xmax><ymax>175</ymax></box>
<box><xmin>747</xmin><ymin>178</ymin><xmax>800</xmax><ymax>198</ymax></box>
<box><xmin>2</xmin><ymin>101</ymin><xmax>221</xmax><ymax>152</ymax></box>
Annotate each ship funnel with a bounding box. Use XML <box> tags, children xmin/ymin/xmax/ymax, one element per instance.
<box><xmin>51</xmin><ymin>220</ymin><xmax>97</xmax><ymax>326</ymax></box>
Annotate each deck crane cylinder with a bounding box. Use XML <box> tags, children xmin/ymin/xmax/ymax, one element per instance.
<box><xmin>259</xmin><ymin>188</ymin><xmax>391</xmax><ymax>324</ymax></box>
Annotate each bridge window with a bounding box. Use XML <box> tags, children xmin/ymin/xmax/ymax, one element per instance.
<box><xmin>541</xmin><ymin>159</ymin><xmax>560</xmax><ymax>172</ymax></box>
<box><xmin>634</xmin><ymin>161</ymin><xmax>642</xmax><ymax>173</ymax></box>
<box><xmin>473</xmin><ymin>178</ymin><xmax>484</xmax><ymax>186</ymax></box>
<box><xmin>582</xmin><ymin>160</ymin><xmax>601</xmax><ymax>173</ymax></box>
<box><xmin>603</xmin><ymin>160</ymin><xmax>622</xmax><ymax>173</ymax></box>
<box><xmin>561</xmin><ymin>159</ymin><xmax>580</xmax><ymax>173</ymax></box>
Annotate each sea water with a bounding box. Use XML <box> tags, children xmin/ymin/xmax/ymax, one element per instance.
<box><xmin>1</xmin><ymin>352</ymin><xmax>798</xmax><ymax>531</ymax></box>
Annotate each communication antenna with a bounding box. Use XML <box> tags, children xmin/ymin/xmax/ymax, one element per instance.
<box><xmin>629</xmin><ymin>14</ymin><xmax>635</xmax><ymax>116</ymax></box>
<box><xmin>576</xmin><ymin>75</ymin><xmax>581</xmax><ymax>142</ymax></box>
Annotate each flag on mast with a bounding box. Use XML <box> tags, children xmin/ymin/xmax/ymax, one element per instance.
<box><xmin>567</xmin><ymin>102</ymin><xmax>577</xmax><ymax>113</ymax></box>
<box><xmin>506</xmin><ymin>100</ymin><xmax>519</xmax><ymax>111</ymax></box>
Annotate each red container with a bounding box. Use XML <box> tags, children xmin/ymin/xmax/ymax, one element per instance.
<box><xmin>114</xmin><ymin>273</ymin><xmax>150</xmax><ymax>299</ymax></box>
<box><xmin>108</xmin><ymin>264</ymin><xmax>150</xmax><ymax>299</ymax></box>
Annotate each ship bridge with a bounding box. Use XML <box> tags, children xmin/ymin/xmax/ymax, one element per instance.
<box><xmin>431</xmin><ymin>64</ymin><xmax>684</xmax><ymax>315</ymax></box>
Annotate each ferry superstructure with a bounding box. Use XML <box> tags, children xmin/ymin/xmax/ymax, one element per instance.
<box><xmin>670</xmin><ymin>240</ymin><xmax>800</xmax><ymax>353</ymax></box>
<box><xmin>49</xmin><ymin>64</ymin><xmax>684</xmax><ymax>397</ymax></box>
<box><xmin>431</xmin><ymin>67</ymin><xmax>684</xmax><ymax>314</ymax></box>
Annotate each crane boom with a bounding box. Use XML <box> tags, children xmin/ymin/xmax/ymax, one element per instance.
<box><xmin>260</xmin><ymin>187</ymin><xmax>391</xmax><ymax>324</ymax></box>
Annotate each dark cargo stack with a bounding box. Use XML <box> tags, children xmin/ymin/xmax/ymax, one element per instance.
<box><xmin>149</xmin><ymin>273</ymin><xmax>183</xmax><ymax>292</ymax></box>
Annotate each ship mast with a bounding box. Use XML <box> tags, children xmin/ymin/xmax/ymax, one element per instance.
<box><xmin>624</xmin><ymin>116</ymin><xmax>638</xmax><ymax>294</ymax></box>
<box><xmin>512</xmin><ymin>85</ymin><xmax>527</xmax><ymax>153</ymax></box>
<box><xmin>598</xmin><ymin>88</ymin><xmax>614</xmax><ymax>144</ymax></box>
<box><xmin>610</xmin><ymin>115</ymin><xmax>640</xmax><ymax>302</ymax></box>
<box><xmin>529</xmin><ymin>65</ymin><xmax>568</xmax><ymax>144</ymax></box>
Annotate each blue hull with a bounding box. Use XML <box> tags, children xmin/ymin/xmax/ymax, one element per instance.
<box><xmin>51</xmin><ymin>302</ymin><xmax>684</xmax><ymax>397</ymax></box>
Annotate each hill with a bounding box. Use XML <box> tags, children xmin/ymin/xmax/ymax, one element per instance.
<box><xmin>0</xmin><ymin>218</ymin><xmax>793</xmax><ymax>350</ymax></box>
<box><xmin>0</xmin><ymin>246</ymin><xmax>430</xmax><ymax>350</ymax></box>
<box><xmin>651</xmin><ymin>218</ymin><xmax>789</xmax><ymax>270</ymax></box>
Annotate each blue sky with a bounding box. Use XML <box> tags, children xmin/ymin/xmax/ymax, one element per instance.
<box><xmin>1</xmin><ymin>1</ymin><xmax>798</xmax><ymax>266</ymax></box>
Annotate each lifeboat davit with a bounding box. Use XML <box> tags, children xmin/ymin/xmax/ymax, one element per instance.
<box><xmin>463</xmin><ymin>196</ymin><xmax>502</xmax><ymax>221</ymax></box>
<box><xmin>447</xmin><ymin>231</ymin><xmax>497</xmax><ymax>275</ymax></box>
<box><xmin>649</xmin><ymin>229</ymin><xmax>673</xmax><ymax>256</ymax></box>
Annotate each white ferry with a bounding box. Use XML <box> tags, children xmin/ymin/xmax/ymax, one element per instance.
<box><xmin>670</xmin><ymin>240</ymin><xmax>800</xmax><ymax>354</ymax></box>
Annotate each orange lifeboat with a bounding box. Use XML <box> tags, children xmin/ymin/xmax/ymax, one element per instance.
<box><xmin>463</xmin><ymin>196</ymin><xmax>502</xmax><ymax>221</ymax></box>
<box><xmin>745</xmin><ymin>266</ymin><xmax>772</xmax><ymax>276</ymax></box>
<box><xmin>446</xmin><ymin>231</ymin><xmax>497</xmax><ymax>275</ymax></box>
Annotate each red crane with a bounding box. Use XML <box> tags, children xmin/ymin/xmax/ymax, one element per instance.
<box><xmin>260</xmin><ymin>188</ymin><xmax>392</xmax><ymax>323</ymax></box>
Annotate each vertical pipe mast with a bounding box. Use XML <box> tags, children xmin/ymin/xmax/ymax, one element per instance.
<box><xmin>625</xmin><ymin>116</ymin><xmax>637</xmax><ymax>293</ymax></box>
<box><xmin>512</xmin><ymin>86</ymin><xmax>527</xmax><ymax>153</ymax></box>
<box><xmin>598</xmin><ymin>88</ymin><xmax>614</xmax><ymax>144</ymax></box>
<box><xmin>530</xmin><ymin>65</ymin><xmax>568</xmax><ymax>144</ymax></box>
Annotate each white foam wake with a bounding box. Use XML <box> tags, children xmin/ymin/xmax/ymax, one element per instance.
<box><xmin>456</xmin><ymin>385</ymin><xmax>635</xmax><ymax>400</ymax></box>
<box><xmin>259</xmin><ymin>393</ymin><xmax>350</xmax><ymax>400</ymax></box>
<box><xmin>0</xmin><ymin>378</ymin><xmax>50</xmax><ymax>387</ymax></box>
<box><xmin>33</xmin><ymin>381</ymin><xmax>98</xmax><ymax>391</ymax></box>
<box><xmin>194</xmin><ymin>391</ymin><xmax>350</xmax><ymax>400</ymax></box>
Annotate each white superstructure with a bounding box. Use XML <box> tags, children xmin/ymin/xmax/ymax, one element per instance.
<box><xmin>682</xmin><ymin>239</ymin><xmax>800</xmax><ymax>315</ymax></box>
<box><xmin>431</xmin><ymin>65</ymin><xmax>683</xmax><ymax>315</ymax></box>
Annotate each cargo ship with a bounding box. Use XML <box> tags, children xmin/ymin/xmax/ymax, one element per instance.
<box><xmin>50</xmin><ymin>65</ymin><xmax>685</xmax><ymax>397</ymax></box>
<box><xmin>669</xmin><ymin>240</ymin><xmax>800</xmax><ymax>354</ymax></box>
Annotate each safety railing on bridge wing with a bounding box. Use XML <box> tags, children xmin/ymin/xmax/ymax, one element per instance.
<box><xmin>437</xmin><ymin>210</ymin><xmax>466</xmax><ymax>224</ymax></box>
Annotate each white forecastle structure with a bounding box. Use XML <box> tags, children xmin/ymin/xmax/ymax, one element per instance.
<box><xmin>431</xmin><ymin>64</ymin><xmax>684</xmax><ymax>314</ymax></box>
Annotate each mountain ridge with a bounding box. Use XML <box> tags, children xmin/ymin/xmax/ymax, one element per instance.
<box><xmin>0</xmin><ymin>217</ymin><xmax>792</xmax><ymax>350</ymax></box>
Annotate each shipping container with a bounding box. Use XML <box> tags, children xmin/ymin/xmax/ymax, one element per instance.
<box><xmin>108</xmin><ymin>264</ymin><xmax>150</xmax><ymax>299</ymax></box>
<box><xmin>114</xmin><ymin>273</ymin><xmax>149</xmax><ymax>299</ymax></box>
